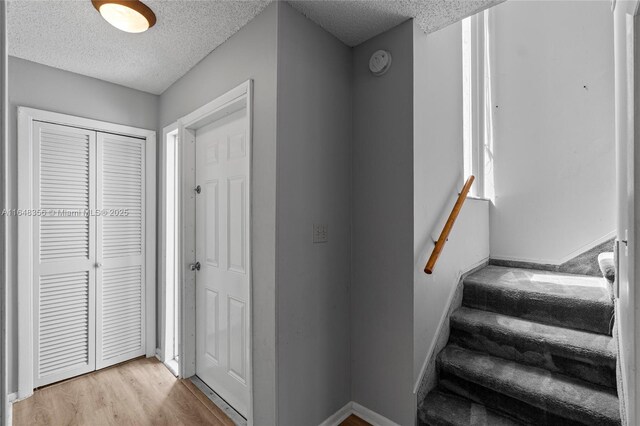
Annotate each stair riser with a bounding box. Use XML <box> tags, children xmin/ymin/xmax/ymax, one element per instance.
<box><xmin>449</xmin><ymin>325</ymin><xmax>616</xmax><ymax>388</ymax></box>
<box><xmin>437</xmin><ymin>355</ymin><xmax>621</xmax><ymax>426</ymax></box>
<box><xmin>419</xmin><ymin>390</ymin><xmax>523</xmax><ymax>426</ymax></box>
<box><xmin>438</xmin><ymin>374</ymin><xmax>586</xmax><ymax>426</ymax></box>
<box><xmin>418</xmin><ymin>415</ymin><xmax>456</xmax><ymax>426</ymax></box>
<box><xmin>462</xmin><ymin>282</ymin><xmax>614</xmax><ymax>335</ymax></box>
<box><xmin>417</xmin><ymin>417</ymin><xmax>451</xmax><ymax>426</ymax></box>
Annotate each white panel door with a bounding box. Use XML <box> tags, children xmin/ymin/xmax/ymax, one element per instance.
<box><xmin>195</xmin><ymin>108</ymin><xmax>250</xmax><ymax>416</ymax></box>
<box><xmin>33</xmin><ymin>121</ymin><xmax>96</xmax><ymax>387</ymax></box>
<box><xmin>96</xmin><ymin>132</ymin><xmax>146</xmax><ymax>369</ymax></box>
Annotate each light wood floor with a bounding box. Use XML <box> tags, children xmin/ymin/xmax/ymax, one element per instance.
<box><xmin>13</xmin><ymin>357</ymin><xmax>235</xmax><ymax>426</ymax></box>
<box><xmin>339</xmin><ymin>414</ymin><xmax>372</xmax><ymax>426</ymax></box>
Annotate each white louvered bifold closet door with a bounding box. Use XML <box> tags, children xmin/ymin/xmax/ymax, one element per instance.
<box><xmin>33</xmin><ymin>121</ymin><xmax>96</xmax><ymax>387</ymax></box>
<box><xmin>95</xmin><ymin>132</ymin><xmax>146</xmax><ymax>368</ymax></box>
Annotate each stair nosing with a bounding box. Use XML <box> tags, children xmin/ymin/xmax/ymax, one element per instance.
<box><xmin>464</xmin><ymin>265</ymin><xmax>613</xmax><ymax>306</ymax></box>
<box><xmin>450</xmin><ymin>306</ymin><xmax>616</xmax><ymax>362</ymax></box>
<box><xmin>463</xmin><ymin>278</ymin><xmax>613</xmax><ymax>308</ymax></box>
<box><xmin>419</xmin><ymin>387</ymin><xmax>524</xmax><ymax>426</ymax></box>
<box><xmin>438</xmin><ymin>345</ymin><xmax>620</xmax><ymax>424</ymax></box>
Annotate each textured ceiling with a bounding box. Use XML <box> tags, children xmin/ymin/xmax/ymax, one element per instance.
<box><xmin>8</xmin><ymin>0</ymin><xmax>502</xmax><ymax>95</ymax></box>
<box><xmin>289</xmin><ymin>0</ymin><xmax>503</xmax><ymax>47</ymax></box>
<box><xmin>8</xmin><ymin>0</ymin><xmax>271</xmax><ymax>94</ymax></box>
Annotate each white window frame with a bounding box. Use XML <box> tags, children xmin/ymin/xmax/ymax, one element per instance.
<box><xmin>462</xmin><ymin>10</ymin><xmax>495</xmax><ymax>200</ymax></box>
<box><xmin>462</xmin><ymin>14</ymin><xmax>483</xmax><ymax>197</ymax></box>
<box><xmin>16</xmin><ymin>107</ymin><xmax>157</xmax><ymax>399</ymax></box>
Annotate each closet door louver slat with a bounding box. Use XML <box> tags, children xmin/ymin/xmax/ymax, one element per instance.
<box><xmin>33</xmin><ymin>121</ymin><xmax>96</xmax><ymax>387</ymax></box>
<box><xmin>31</xmin><ymin>120</ymin><xmax>147</xmax><ymax>387</ymax></box>
<box><xmin>96</xmin><ymin>133</ymin><xmax>146</xmax><ymax>369</ymax></box>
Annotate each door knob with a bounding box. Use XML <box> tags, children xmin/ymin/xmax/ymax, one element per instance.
<box><xmin>95</xmin><ymin>263</ymin><xmax>102</xmax><ymax>268</ymax></box>
<box><xmin>190</xmin><ymin>262</ymin><xmax>201</xmax><ymax>271</ymax></box>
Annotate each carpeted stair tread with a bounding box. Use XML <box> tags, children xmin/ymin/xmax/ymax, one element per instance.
<box><xmin>451</xmin><ymin>307</ymin><xmax>615</xmax><ymax>361</ymax></box>
<box><xmin>463</xmin><ymin>265</ymin><xmax>614</xmax><ymax>334</ymax></box>
<box><xmin>419</xmin><ymin>388</ymin><xmax>522</xmax><ymax>426</ymax></box>
<box><xmin>437</xmin><ymin>375</ymin><xmax>588</xmax><ymax>425</ymax></box>
<box><xmin>449</xmin><ymin>307</ymin><xmax>616</xmax><ymax>387</ymax></box>
<box><xmin>438</xmin><ymin>345</ymin><xmax>621</xmax><ymax>426</ymax></box>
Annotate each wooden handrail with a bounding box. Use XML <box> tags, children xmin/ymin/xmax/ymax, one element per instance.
<box><xmin>424</xmin><ymin>175</ymin><xmax>475</xmax><ymax>274</ymax></box>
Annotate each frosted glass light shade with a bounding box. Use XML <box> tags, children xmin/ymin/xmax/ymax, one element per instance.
<box><xmin>92</xmin><ymin>1</ymin><xmax>156</xmax><ymax>34</ymax></box>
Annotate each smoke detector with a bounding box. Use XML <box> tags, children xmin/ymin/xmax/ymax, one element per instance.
<box><xmin>369</xmin><ymin>50</ymin><xmax>392</xmax><ymax>76</ymax></box>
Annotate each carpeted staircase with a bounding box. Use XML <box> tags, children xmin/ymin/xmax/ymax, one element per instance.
<box><xmin>418</xmin><ymin>265</ymin><xmax>620</xmax><ymax>426</ymax></box>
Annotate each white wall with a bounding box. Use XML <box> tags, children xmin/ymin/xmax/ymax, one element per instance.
<box><xmin>489</xmin><ymin>0</ymin><xmax>616</xmax><ymax>264</ymax></box>
<box><xmin>351</xmin><ymin>20</ymin><xmax>415</xmax><ymax>426</ymax></box>
<box><xmin>159</xmin><ymin>4</ymin><xmax>278</xmax><ymax>424</ymax></box>
<box><xmin>6</xmin><ymin>56</ymin><xmax>159</xmax><ymax>396</ymax></box>
<box><xmin>413</xmin><ymin>19</ymin><xmax>490</xmax><ymax>387</ymax></box>
<box><xmin>275</xmin><ymin>4</ymin><xmax>352</xmax><ymax>426</ymax></box>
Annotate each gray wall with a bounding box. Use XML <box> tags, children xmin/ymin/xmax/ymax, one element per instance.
<box><xmin>158</xmin><ymin>3</ymin><xmax>278</xmax><ymax>424</ymax></box>
<box><xmin>6</xmin><ymin>7</ymin><xmax>454</xmax><ymax>424</ymax></box>
<box><xmin>6</xmin><ymin>56</ymin><xmax>159</xmax><ymax>395</ymax></box>
<box><xmin>351</xmin><ymin>20</ymin><xmax>415</xmax><ymax>426</ymax></box>
<box><xmin>275</xmin><ymin>4</ymin><xmax>352</xmax><ymax>425</ymax></box>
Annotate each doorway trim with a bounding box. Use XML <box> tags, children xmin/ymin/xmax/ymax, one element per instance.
<box><xmin>16</xmin><ymin>107</ymin><xmax>156</xmax><ymax>399</ymax></box>
<box><xmin>159</xmin><ymin>123</ymin><xmax>180</xmax><ymax>375</ymax></box>
<box><xmin>614</xmin><ymin>1</ymin><xmax>640</xmax><ymax>424</ymax></box>
<box><xmin>1</xmin><ymin>1</ymin><xmax>7</xmax><ymax>424</ymax></box>
<box><xmin>176</xmin><ymin>80</ymin><xmax>253</xmax><ymax>424</ymax></box>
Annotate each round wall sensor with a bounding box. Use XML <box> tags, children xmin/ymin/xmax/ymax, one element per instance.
<box><xmin>369</xmin><ymin>50</ymin><xmax>392</xmax><ymax>76</ymax></box>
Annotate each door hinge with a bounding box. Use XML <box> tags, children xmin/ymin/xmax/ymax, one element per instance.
<box><xmin>195</xmin><ymin>185</ymin><xmax>201</xmax><ymax>194</ymax></box>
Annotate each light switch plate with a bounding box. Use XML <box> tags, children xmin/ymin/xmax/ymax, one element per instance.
<box><xmin>313</xmin><ymin>224</ymin><xmax>328</xmax><ymax>243</ymax></box>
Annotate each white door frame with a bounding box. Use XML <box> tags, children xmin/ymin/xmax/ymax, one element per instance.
<box><xmin>159</xmin><ymin>123</ymin><xmax>179</xmax><ymax>371</ymax></box>
<box><xmin>615</xmin><ymin>1</ymin><xmax>640</xmax><ymax>424</ymax></box>
<box><xmin>176</xmin><ymin>80</ymin><xmax>253</xmax><ymax>424</ymax></box>
<box><xmin>1</xmin><ymin>1</ymin><xmax>7</xmax><ymax>424</ymax></box>
<box><xmin>16</xmin><ymin>107</ymin><xmax>156</xmax><ymax>399</ymax></box>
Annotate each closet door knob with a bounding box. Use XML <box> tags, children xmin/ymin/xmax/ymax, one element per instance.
<box><xmin>190</xmin><ymin>262</ymin><xmax>201</xmax><ymax>271</ymax></box>
<box><xmin>96</xmin><ymin>263</ymin><xmax>103</xmax><ymax>268</ymax></box>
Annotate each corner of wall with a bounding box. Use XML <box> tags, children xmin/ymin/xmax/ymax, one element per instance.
<box><xmin>275</xmin><ymin>4</ymin><xmax>353</xmax><ymax>425</ymax></box>
<box><xmin>351</xmin><ymin>18</ymin><xmax>416</xmax><ymax>426</ymax></box>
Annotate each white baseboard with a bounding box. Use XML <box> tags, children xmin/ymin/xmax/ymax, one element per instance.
<box><xmin>7</xmin><ymin>392</ymin><xmax>17</xmax><ymax>426</ymax></box>
<box><xmin>164</xmin><ymin>358</ymin><xmax>179</xmax><ymax>377</ymax></box>
<box><xmin>6</xmin><ymin>400</ymin><xmax>12</xmax><ymax>426</ymax></box>
<box><xmin>318</xmin><ymin>402</ymin><xmax>352</xmax><ymax>426</ymax></box>
<box><xmin>492</xmin><ymin>230</ymin><xmax>616</xmax><ymax>266</ymax></box>
<box><xmin>413</xmin><ymin>257</ymin><xmax>489</xmax><ymax>394</ymax></box>
<box><xmin>559</xmin><ymin>230</ymin><xmax>616</xmax><ymax>264</ymax></box>
<box><xmin>352</xmin><ymin>402</ymin><xmax>399</xmax><ymax>426</ymax></box>
<box><xmin>413</xmin><ymin>271</ymin><xmax>462</xmax><ymax>394</ymax></box>
<box><xmin>318</xmin><ymin>401</ymin><xmax>399</xmax><ymax>426</ymax></box>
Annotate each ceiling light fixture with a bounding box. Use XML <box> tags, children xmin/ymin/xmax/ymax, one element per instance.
<box><xmin>92</xmin><ymin>0</ymin><xmax>156</xmax><ymax>33</ymax></box>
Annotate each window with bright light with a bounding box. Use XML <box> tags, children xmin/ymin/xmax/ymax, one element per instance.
<box><xmin>461</xmin><ymin>11</ymin><xmax>495</xmax><ymax>201</ymax></box>
<box><xmin>163</xmin><ymin>128</ymin><xmax>180</xmax><ymax>375</ymax></box>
